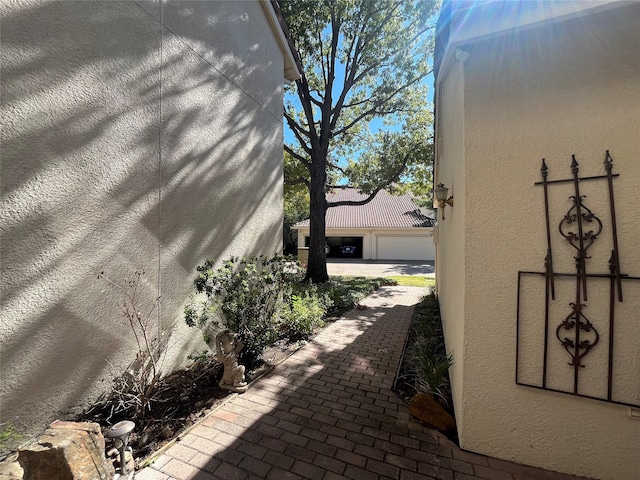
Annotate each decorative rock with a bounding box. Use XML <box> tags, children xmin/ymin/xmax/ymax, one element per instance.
<box><xmin>408</xmin><ymin>393</ymin><xmax>456</xmax><ymax>432</ymax></box>
<box><xmin>0</xmin><ymin>453</ymin><xmax>23</xmax><ymax>479</ymax></box>
<box><xmin>17</xmin><ymin>420</ymin><xmax>113</xmax><ymax>480</ymax></box>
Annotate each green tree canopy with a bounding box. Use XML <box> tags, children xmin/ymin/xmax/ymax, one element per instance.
<box><xmin>281</xmin><ymin>0</ymin><xmax>438</xmax><ymax>282</ymax></box>
<box><xmin>284</xmin><ymin>152</ymin><xmax>310</xmax><ymax>252</ymax></box>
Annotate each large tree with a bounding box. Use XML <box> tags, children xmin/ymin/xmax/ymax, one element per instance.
<box><xmin>281</xmin><ymin>0</ymin><xmax>438</xmax><ymax>283</ymax></box>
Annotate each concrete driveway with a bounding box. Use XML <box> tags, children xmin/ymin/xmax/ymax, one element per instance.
<box><xmin>326</xmin><ymin>259</ymin><xmax>435</xmax><ymax>277</ymax></box>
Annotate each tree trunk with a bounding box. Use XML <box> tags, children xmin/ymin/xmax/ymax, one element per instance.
<box><xmin>305</xmin><ymin>152</ymin><xmax>329</xmax><ymax>283</ymax></box>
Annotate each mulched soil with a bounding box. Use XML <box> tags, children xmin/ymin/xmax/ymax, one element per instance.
<box><xmin>77</xmin><ymin>358</ymin><xmax>227</xmax><ymax>462</ymax></box>
<box><xmin>76</xmin><ymin>337</ymin><xmax>311</xmax><ymax>467</ymax></box>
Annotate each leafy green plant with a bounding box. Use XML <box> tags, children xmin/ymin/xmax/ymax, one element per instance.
<box><xmin>185</xmin><ymin>261</ymin><xmax>394</xmax><ymax>369</ymax></box>
<box><xmin>0</xmin><ymin>422</ymin><xmax>22</xmax><ymax>454</ymax></box>
<box><xmin>401</xmin><ymin>292</ymin><xmax>453</xmax><ymax>405</ymax></box>
<box><xmin>185</xmin><ymin>255</ymin><xmax>304</xmax><ymax>368</ymax></box>
<box><xmin>408</xmin><ymin>342</ymin><xmax>453</xmax><ymax>403</ymax></box>
<box><xmin>281</xmin><ymin>289</ymin><xmax>328</xmax><ymax>341</ymax></box>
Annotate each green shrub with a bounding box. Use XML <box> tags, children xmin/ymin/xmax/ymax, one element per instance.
<box><xmin>185</xmin><ymin>260</ymin><xmax>395</xmax><ymax>369</ymax></box>
<box><xmin>408</xmin><ymin>341</ymin><xmax>453</xmax><ymax>403</ymax></box>
<box><xmin>185</xmin><ymin>255</ymin><xmax>304</xmax><ymax>368</ymax></box>
<box><xmin>281</xmin><ymin>289</ymin><xmax>328</xmax><ymax>341</ymax></box>
<box><xmin>404</xmin><ymin>292</ymin><xmax>453</xmax><ymax>404</ymax></box>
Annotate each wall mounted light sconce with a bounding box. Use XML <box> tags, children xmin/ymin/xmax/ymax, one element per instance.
<box><xmin>435</xmin><ymin>183</ymin><xmax>454</xmax><ymax>220</ymax></box>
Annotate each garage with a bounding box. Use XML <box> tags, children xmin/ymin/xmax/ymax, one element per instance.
<box><xmin>326</xmin><ymin>236</ymin><xmax>364</xmax><ymax>258</ymax></box>
<box><xmin>293</xmin><ymin>189</ymin><xmax>436</xmax><ymax>262</ymax></box>
<box><xmin>376</xmin><ymin>235</ymin><xmax>434</xmax><ymax>261</ymax></box>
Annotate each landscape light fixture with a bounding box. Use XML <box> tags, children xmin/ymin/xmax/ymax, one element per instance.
<box><xmin>106</xmin><ymin>420</ymin><xmax>135</xmax><ymax>475</ymax></box>
<box><xmin>435</xmin><ymin>183</ymin><xmax>454</xmax><ymax>220</ymax></box>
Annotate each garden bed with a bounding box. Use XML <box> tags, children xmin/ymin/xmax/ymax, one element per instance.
<box><xmin>75</xmin><ymin>330</ymin><xmax>327</xmax><ymax>466</ymax></box>
<box><xmin>74</xmin><ymin>273</ymin><xmax>393</xmax><ymax>469</ymax></box>
<box><xmin>2</xmin><ymin>279</ymin><xmax>443</xmax><ymax>477</ymax></box>
<box><xmin>392</xmin><ymin>292</ymin><xmax>458</xmax><ymax>443</ymax></box>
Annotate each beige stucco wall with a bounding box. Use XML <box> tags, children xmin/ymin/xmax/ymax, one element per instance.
<box><xmin>1</xmin><ymin>0</ymin><xmax>286</xmax><ymax>442</ymax></box>
<box><xmin>436</xmin><ymin>4</ymin><xmax>640</xmax><ymax>479</ymax></box>
<box><xmin>434</xmin><ymin>57</ymin><xmax>467</xmax><ymax>440</ymax></box>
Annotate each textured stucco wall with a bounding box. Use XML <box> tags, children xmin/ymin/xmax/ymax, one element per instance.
<box><xmin>434</xmin><ymin>58</ymin><xmax>466</xmax><ymax>439</ymax></box>
<box><xmin>1</xmin><ymin>0</ymin><xmax>285</xmax><ymax>442</ymax></box>
<box><xmin>437</xmin><ymin>4</ymin><xmax>640</xmax><ymax>479</ymax></box>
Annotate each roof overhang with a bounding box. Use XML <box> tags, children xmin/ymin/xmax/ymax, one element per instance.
<box><xmin>260</xmin><ymin>0</ymin><xmax>302</xmax><ymax>84</ymax></box>
<box><xmin>434</xmin><ymin>0</ymin><xmax>633</xmax><ymax>83</ymax></box>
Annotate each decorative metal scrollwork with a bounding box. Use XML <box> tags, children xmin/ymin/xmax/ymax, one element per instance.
<box><xmin>559</xmin><ymin>199</ymin><xmax>602</xmax><ymax>252</ymax></box>
<box><xmin>554</xmin><ymin>156</ymin><xmax>602</xmax><ymax>365</ymax></box>
<box><xmin>516</xmin><ymin>151</ymin><xmax>640</xmax><ymax>407</ymax></box>
<box><xmin>556</xmin><ymin>303</ymin><xmax>600</xmax><ymax>367</ymax></box>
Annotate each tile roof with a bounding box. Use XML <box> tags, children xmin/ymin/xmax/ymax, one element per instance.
<box><xmin>294</xmin><ymin>188</ymin><xmax>436</xmax><ymax>229</ymax></box>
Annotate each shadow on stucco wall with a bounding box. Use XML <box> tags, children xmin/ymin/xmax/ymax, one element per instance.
<box><xmin>1</xmin><ymin>0</ymin><xmax>285</xmax><ymax>441</ymax></box>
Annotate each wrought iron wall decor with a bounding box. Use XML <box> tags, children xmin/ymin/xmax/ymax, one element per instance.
<box><xmin>516</xmin><ymin>151</ymin><xmax>640</xmax><ymax>407</ymax></box>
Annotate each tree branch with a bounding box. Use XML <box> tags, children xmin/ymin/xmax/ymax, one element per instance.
<box><xmin>318</xmin><ymin>26</ymin><xmax>327</xmax><ymax>88</ymax></box>
<box><xmin>284</xmin><ymin>144</ymin><xmax>311</xmax><ymax>169</ymax></box>
<box><xmin>327</xmin><ymin>161</ymin><xmax>349</xmax><ymax>176</ymax></box>
<box><xmin>328</xmin><ymin>188</ymin><xmax>381</xmax><ymax>207</ymax></box>
<box><xmin>285</xmin><ymin>176</ymin><xmax>310</xmax><ymax>187</ymax></box>
<box><xmin>321</xmin><ymin>3</ymin><xmax>341</xmax><ymax>143</ymax></box>
<box><xmin>328</xmin><ymin>151</ymin><xmax>411</xmax><ymax>208</ymax></box>
<box><xmin>342</xmin><ymin>2</ymin><xmax>369</xmax><ymax>88</ymax></box>
<box><xmin>308</xmin><ymin>89</ymin><xmax>324</xmax><ymax>107</ymax></box>
<box><xmin>332</xmin><ymin>73</ymin><xmax>430</xmax><ymax>138</ymax></box>
<box><xmin>295</xmin><ymin>74</ymin><xmax>320</xmax><ymax>141</ymax></box>
<box><xmin>339</xmin><ymin>2</ymin><xmax>404</xmax><ymax>97</ymax></box>
<box><xmin>284</xmin><ymin>112</ymin><xmax>312</xmax><ymax>154</ymax></box>
<box><xmin>329</xmin><ymin>3</ymin><xmax>421</xmax><ymax>132</ymax></box>
<box><xmin>352</xmin><ymin>24</ymin><xmax>434</xmax><ymax>86</ymax></box>
<box><xmin>329</xmin><ymin>21</ymin><xmax>364</xmax><ymax>125</ymax></box>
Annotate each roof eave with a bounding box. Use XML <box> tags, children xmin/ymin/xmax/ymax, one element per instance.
<box><xmin>260</xmin><ymin>0</ymin><xmax>302</xmax><ymax>83</ymax></box>
<box><xmin>435</xmin><ymin>0</ymin><xmax>631</xmax><ymax>84</ymax></box>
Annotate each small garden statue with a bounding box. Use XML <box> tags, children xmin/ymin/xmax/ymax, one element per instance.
<box><xmin>216</xmin><ymin>330</ymin><xmax>248</xmax><ymax>393</ymax></box>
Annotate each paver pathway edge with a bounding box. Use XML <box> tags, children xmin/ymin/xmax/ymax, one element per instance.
<box><xmin>136</xmin><ymin>286</ymin><xmax>589</xmax><ymax>480</ymax></box>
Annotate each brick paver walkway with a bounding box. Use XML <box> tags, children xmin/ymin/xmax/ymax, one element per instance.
<box><xmin>136</xmin><ymin>286</ymin><xmax>587</xmax><ymax>480</ymax></box>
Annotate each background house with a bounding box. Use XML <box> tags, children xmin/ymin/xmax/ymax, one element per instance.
<box><xmin>293</xmin><ymin>188</ymin><xmax>435</xmax><ymax>261</ymax></box>
<box><xmin>0</xmin><ymin>0</ymin><xmax>299</xmax><ymax>443</ymax></box>
<box><xmin>434</xmin><ymin>1</ymin><xmax>639</xmax><ymax>479</ymax></box>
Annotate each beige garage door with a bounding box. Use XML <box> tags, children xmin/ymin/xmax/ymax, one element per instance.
<box><xmin>376</xmin><ymin>236</ymin><xmax>434</xmax><ymax>261</ymax></box>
